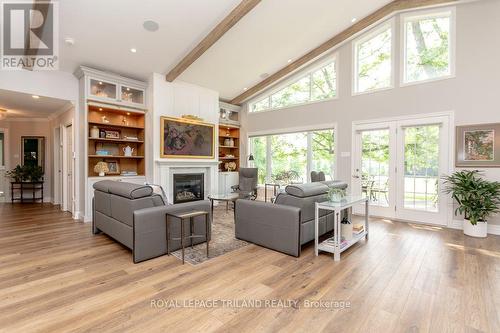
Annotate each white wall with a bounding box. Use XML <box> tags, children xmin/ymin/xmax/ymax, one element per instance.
<box><xmin>242</xmin><ymin>0</ymin><xmax>500</xmax><ymax>227</ymax></box>
<box><xmin>0</xmin><ymin>70</ymin><xmax>78</xmax><ymax>102</ymax></box>
<box><xmin>146</xmin><ymin>73</ymin><xmax>220</xmax><ymax>183</ymax></box>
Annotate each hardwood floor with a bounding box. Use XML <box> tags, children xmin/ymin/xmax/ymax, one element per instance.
<box><xmin>0</xmin><ymin>203</ymin><xmax>499</xmax><ymax>332</ymax></box>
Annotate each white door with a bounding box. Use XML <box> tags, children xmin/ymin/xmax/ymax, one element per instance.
<box><xmin>352</xmin><ymin>115</ymin><xmax>451</xmax><ymax>225</ymax></box>
<box><xmin>66</xmin><ymin>125</ymin><xmax>73</xmax><ymax>213</ymax></box>
<box><xmin>395</xmin><ymin>117</ymin><xmax>449</xmax><ymax>225</ymax></box>
<box><xmin>352</xmin><ymin>123</ymin><xmax>397</xmax><ymax>218</ymax></box>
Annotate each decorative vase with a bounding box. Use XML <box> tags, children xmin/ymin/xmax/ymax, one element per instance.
<box><xmin>90</xmin><ymin>126</ymin><xmax>99</xmax><ymax>138</ymax></box>
<box><xmin>463</xmin><ymin>219</ymin><xmax>487</xmax><ymax>238</ymax></box>
<box><xmin>224</xmin><ymin>138</ymin><xmax>234</xmax><ymax>147</ymax></box>
<box><xmin>341</xmin><ymin>218</ymin><xmax>353</xmax><ymax>241</ymax></box>
<box><xmin>98</xmin><ymin>171</ymin><xmax>105</xmax><ymax>177</ymax></box>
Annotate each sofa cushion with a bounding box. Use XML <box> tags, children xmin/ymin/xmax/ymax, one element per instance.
<box><xmin>320</xmin><ymin>180</ymin><xmax>348</xmax><ymax>189</ymax></box>
<box><xmin>285</xmin><ymin>182</ymin><xmax>329</xmax><ymax>198</ymax></box>
<box><xmin>93</xmin><ymin>180</ymin><xmax>153</xmax><ymax>199</ymax></box>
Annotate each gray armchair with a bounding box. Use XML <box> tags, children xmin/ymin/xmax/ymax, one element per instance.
<box><xmin>92</xmin><ymin>180</ymin><xmax>211</xmax><ymax>263</ymax></box>
<box><xmin>231</xmin><ymin>168</ymin><xmax>258</xmax><ymax>200</ymax></box>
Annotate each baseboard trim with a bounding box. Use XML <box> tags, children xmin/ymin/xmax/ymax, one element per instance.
<box><xmin>73</xmin><ymin>211</ymin><xmax>85</xmax><ymax>221</ymax></box>
<box><xmin>488</xmin><ymin>224</ymin><xmax>500</xmax><ymax>235</ymax></box>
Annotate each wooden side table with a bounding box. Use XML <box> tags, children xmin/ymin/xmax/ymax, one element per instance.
<box><xmin>11</xmin><ymin>181</ymin><xmax>44</xmax><ymax>203</ymax></box>
<box><xmin>165</xmin><ymin>210</ymin><xmax>210</xmax><ymax>264</ymax></box>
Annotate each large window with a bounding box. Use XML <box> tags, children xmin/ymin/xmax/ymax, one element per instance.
<box><xmin>249</xmin><ymin>136</ymin><xmax>267</xmax><ymax>184</ymax></box>
<box><xmin>353</xmin><ymin>22</ymin><xmax>393</xmax><ymax>94</ymax></box>
<box><xmin>251</xmin><ymin>58</ymin><xmax>337</xmax><ymax>112</ymax></box>
<box><xmin>249</xmin><ymin>129</ymin><xmax>335</xmax><ymax>185</ymax></box>
<box><xmin>402</xmin><ymin>9</ymin><xmax>454</xmax><ymax>84</ymax></box>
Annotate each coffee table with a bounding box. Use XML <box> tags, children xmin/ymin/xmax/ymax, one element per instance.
<box><xmin>208</xmin><ymin>193</ymin><xmax>240</xmax><ymax>216</ymax></box>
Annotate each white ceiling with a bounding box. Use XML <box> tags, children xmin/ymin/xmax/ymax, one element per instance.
<box><xmin>0</xmin><ymin>89</ymin><xmax>72</xmax><ymax>118</ymax></box>
<box><xmin>57</xmin><ymin>0</ymin><xmax>391</xmax><ymax>100</ymax></box>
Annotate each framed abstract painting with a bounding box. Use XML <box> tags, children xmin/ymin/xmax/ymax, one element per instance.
<box><xmin>456</xmin><ymin>123</ymin><xmax>500</xmax><ymax>167</ymax></box>
<box><xmin>160</xmin><ymin>116</ymin><xmax>215</xmax><ymax>159</ymax></box>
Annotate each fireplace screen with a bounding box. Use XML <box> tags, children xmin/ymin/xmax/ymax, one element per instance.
<box><xmin>173</xmin><ymin>173</ymin><xmax>204</xmax><ymax>204</ymax></box>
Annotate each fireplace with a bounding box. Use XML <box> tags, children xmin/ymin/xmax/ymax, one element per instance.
<box><xmin>173</xmin><ymin>173</ymin><xmax>204</xmax><ymax>204</ymax></box>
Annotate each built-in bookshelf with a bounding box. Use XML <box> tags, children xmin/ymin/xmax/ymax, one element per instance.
<box><xmin>218</xmin><ymin>124</ymin><xmax>240</xmax><ymax>172</ymax></box>
<box><xmin>87</xmin><ymin>104</ymin><xmax>145</xmax><ymax>177</ymax></box>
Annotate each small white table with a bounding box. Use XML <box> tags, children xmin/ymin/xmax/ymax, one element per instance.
<box><xmin>315</xmin><ymin>196</ymin><xmax>369</xmax><ymax>261</ymax></box>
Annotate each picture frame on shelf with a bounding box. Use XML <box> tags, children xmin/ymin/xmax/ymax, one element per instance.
<box><xmin>105</xmin><ymin>130</ymin><xmax>120</xmax><ymax>139</ymax></box>
<box><xmin>106</xmin><ymin>160</ymin><xmax>120</xmax><ymax>175</ymax></box>
<box><xmin>456</xmin><ymin>123</ymin><xmax>500</xmax><ymax>167</ymax></box>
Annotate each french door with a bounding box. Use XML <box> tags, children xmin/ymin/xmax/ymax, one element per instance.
<box><xmin>352</xmin><ymin>115</ymin><xmax>450</xmax><ymax>225</ymax></box>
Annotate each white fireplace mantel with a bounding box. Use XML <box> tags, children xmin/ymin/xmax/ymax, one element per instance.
<box><xmin>155</xmin><ymin>160</ymin><xmax>219</xmax><ymax>204</ymax></box>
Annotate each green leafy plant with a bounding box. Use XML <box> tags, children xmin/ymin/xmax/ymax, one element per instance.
<box><xmin>442</xmin><ymin>170</ymin><xmax>500</xmax><ymax>225</ymax></box>
<box><xmin>5</xmin><ymin>165</ymin><xmax>26</xmax><ymax>182</ymax></box>
<box><xmin>25</xmin><ymin>165</ymin><xmax>44</xmax><ymax>182</ymax></box>
<box><xmin>327</xmin><ymin>187</ymin><xmax>347</xmax><ymax>202</ymax></box>
<box><xmin>5</xmin><ymin>164</ymin><xmax>44</xmax><ymax>182</ymax></box>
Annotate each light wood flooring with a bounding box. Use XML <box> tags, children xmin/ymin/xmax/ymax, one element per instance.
<box><xmin>0</xmin><ymin>203</ymin><xmax>499</xmax><ymax>332</ymax></box>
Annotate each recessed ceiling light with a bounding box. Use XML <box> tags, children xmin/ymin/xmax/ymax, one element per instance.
<box><xmin>287</xmin><ymin>59</ymin><xmax>292</xmax><ymax>63</ymax></box>
<box><xmin>64</xmin><ymin>37</ymin><xmax>75</xmax><ymax>45</ymax></box>
<box><xmin>126</xmin><ymin>112</ymin><xmax>131</xmax><ymax>115</ymax></box>
<box><xmin>99</xmin><ymin>108</ymin><xmax>103</xmax><ymax>111</ymax></box>
<box><xmin>98</xmin><ymin>81</ymin><xmax>103</xmax><ymax>85</ymax></box>
<box><xmin>351</xmin><ymin>18</ymin><xmax>357</xmax><ymax>23</ymax></box>
<box><xmin>130</xmin><ymin>48</ymin><xmax>137</xmax><ymax>53</ymax></box>
<box><xmin>143</xmin><ymin>20</ymin><xmax>159</xmax><ymax>32</ymax></box>
<box><xmin>32</xmin><ymin>95</ymin><xmax>40</xmax><ymax>99</ymax></box>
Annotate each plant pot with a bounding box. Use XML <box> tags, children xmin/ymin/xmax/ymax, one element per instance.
<box><xmin>463</xmin><ymin>219</ymin><xmax>487</xmax><ymax>238</ymax></box>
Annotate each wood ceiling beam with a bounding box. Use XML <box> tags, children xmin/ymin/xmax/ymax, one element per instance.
<box><xmin>166</xmin><ymin>0</ymin><xmax>261</xmax><ymax>82</ymax></box>
<box><xmin>230</xmin><ymin>0</ymin><xmax>458</xmax><ymax>105</ymax></box>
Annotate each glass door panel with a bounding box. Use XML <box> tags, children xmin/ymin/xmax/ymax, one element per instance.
<box><xmin>403</xmin><ymin>125</ymin><xmax>440</xmax><ymax>212</ymax></box>
<box><xmin>352</xmin><ymin>124</ymin><xmax>396</xmax><ymax>218</ymax></box>
<box><xmin>361</xmin><ymin>130</ymin><xmax>390</xmax><ymax>207</ymax></box>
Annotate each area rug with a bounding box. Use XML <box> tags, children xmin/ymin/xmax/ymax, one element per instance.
<box><xmin>171</xmin><ymin>204</ymin><xmax>249</xmax><ymax>265</ymax></box>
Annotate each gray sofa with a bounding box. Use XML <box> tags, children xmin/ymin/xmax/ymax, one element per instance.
<box><xmin>92</xmin><ymin>180</ymin><xmax>211</xmax><ymax>263</ymax></box>
<box><xmin>235</xmin><ymin>180</ymin><xmax>348</xmax><ymax>257</ymax></box>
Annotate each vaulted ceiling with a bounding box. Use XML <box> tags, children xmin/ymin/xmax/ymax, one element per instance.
<box><xmin>58</xmin><ymin>0</ymin><xmax>392</xmax><ymax>100</ymax></box>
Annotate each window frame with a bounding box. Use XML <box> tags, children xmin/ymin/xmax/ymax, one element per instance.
<box><xmin>400</xmin><ymin>7</ymin><xmax>456</xmax><ymax>87</ymax></box>
<box><xmin>248</xmin><ymin>54</ymin><xmax>339</xmax><ymax>114</ymax></box>
<box><xmin>352</xmin><ymin>18</ymin><xmax>396</xmax><ymax>96</ymax></box>
<box><xmin>248</xmin><ymin>123</ymin><xmax>338</xmax><ymax>185</ymax></box>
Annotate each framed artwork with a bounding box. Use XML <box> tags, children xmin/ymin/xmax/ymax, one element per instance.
<box><xmin>106</xmin><ymin>160</ymin><xmax>120</xmax><ymax>175</ymax></box>
<box><xmin>105</xmin><ymin>130</ymin><xmax>120</xmax><ymax>139</ymax></box>
<box><xmin>456</xmin><ymin>123</ymin><xmax>500</xmax><ymax>167</ymax></box>
<box><xmin>160</xmin><ymin>116</ymin><xmax>215</xmax><ymax>159</ymax></box>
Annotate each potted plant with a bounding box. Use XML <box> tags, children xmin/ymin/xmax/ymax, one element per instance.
<box><xmin>442</xmin><ymin>170</ymin><xmax>500</xmax><ymax>238</ymax></box>
<box><xmin>5</xmin><ymin>165</ymin><xmax>26</xmax><ymax>182</ymax></box>
<box><xmin>327</xmin><ymin>187</ymin><xmax>347</xmax><ymax>202</ymax></box>
<box><xmin>25</xmin><ymin>165</ymin><xmax>44</xmax><ymax>182</ymax></box>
